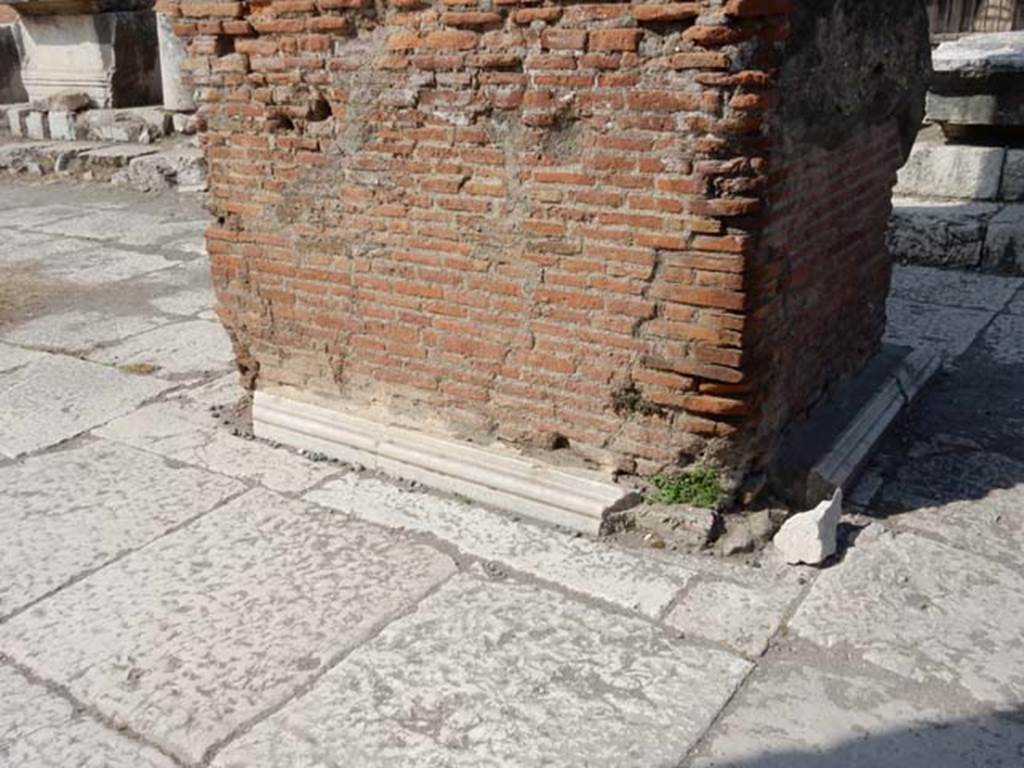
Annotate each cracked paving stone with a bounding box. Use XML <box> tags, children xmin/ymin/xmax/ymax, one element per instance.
<box><xmin>977</xmin><ymin>313</ymin><xmax>1024</xmax><ymax>366</ymax></box>
<box><xmin>0</xmin><ymin>439</ymin><xmax>243</xmax><ymax>618</ymax></box>
<box><xmin>0</xmin><ymin>488</ymin><xmax>456</xmax><ymax>765</ymax></box>
<box><xmin>88</xmin><ymin>319</ymin><xmax>235</xmax><ymax>379</ymax></box>
<box><xmin>1</xmin><ymin>310</ymin><xmax>165</xmax><ymax>354</ymax></box>
<box><xmin>212</xmin><ymin>574</ymin><xmax>752</xmax><ymax>768</ymax></box>
<box><xmin>98</xmin><ymin>399</ymin><xmax>340</xmax><ymax>494</ymax></box>
<box><xmin>666</xmin><ymin>576</ymin><xmax>804</xmax><ymax>658</ymax></box>
<box><xmin>0</xmin><ymin>229</ymin><xmax>84</xmax><ymax>265</ymax></box>
<box><xmin>0</xmin><ymin>343</ymin><xmax>43</xmax><ymax>373</ymax></box>
<box><xmin>876</xmin><ymin>451</ymin><xmax>1024</xmax><ymax>569</ymax></box>
<box><xmin>0</xmin><ymin>355</ymin><xmax>172</xmax><ymax>458</ymax></box>
<box><xmin>306</xmin><ymin>473</ymin><xmax>697</xmax><ymax>617</ymax></box>
<box><xmin>35</xmin><ymin>210</ymin><xmax>209</xmax><ymax>248</ymax></box>
<box><xmin>690</xmin><ymin>659</ymin><xmax>1024</xmax><ymax>768</ymax></box>
<box><xmin>34</xmin><ymin>245</ymin><xmax>177</xmax><ymax>285</ymax></box>
<box><xmin>788</xmin><ymin>526</ymin><xmax>1024</xmax><ymax>708</ymax></box>
<box><xmin>0</xmin><ymin>204</ymin><xmax>87</xmax><ymax>230</ymax></box>
<box><xmin>0</xmin><ymin>665</ymin><xmax>176</xmax><ymax>768</ymax></box>
<box><xmin>1007</xmin><ymin>288</ymin><xmax>1024</xmax><ymax>315</ymax></box>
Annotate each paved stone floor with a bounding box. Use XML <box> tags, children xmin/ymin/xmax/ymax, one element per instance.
<box><xmin>1</xmin><ymin>180</ymin><xmax>1023</xmax><ymax>767</ymax></box>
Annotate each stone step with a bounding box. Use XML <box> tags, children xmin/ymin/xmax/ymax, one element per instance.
<box><xmin>887</xmin><ymin>196</ymin><xmax>1024</xmax><ymax>275</ymax></box>
<box><xmin>894</xmin><ymin>140</ymin><xmax>1024</xmax><ymax>203</ymax></box>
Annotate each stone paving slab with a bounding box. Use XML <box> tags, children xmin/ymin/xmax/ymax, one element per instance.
<box><xmin>689</xmin><ymin>659</ymin><xmax>1024</xmax><ymax>767</ymax></box>
<box><xmin>789</xmin><ymin>526</ymin><xmax>1024</xmax><ymax>707</ymax></box>
<box><xmin>0</xmin><ymin>488</ymin><xmax>456</xmax><ymax>765</ymax></box>
<box><xmin>884</xmin><ymin>297</ymin><xmax>996</xmax><ymax>363</ymax></box>
<box><xmin>98</xmin><ymin>398</ymin><xmax>341</xmax><ymax>494</ymax></box>
<box><xmin>1</xmin><ymin>310</ymin><xmax>163</xmax><ymax>353</ymax></box>
<box><xmin>0</xmin><ymin>664</ymin><xmax>177</xmax><ymax>768</ymax></box>
<box><xmin>35</xmin><ymin>209</ymin><xmax>209</xmax><ymax>249</ymax></box>
<box><xmin>0</xmin><ymin>355</ymin><xmax>172</xmax><ymax>457</ymax></box>
<box><xmin>32</xmin><ymin>244</ymin><xmax>177</xmax><ymax>286</ymax></box>
<box><xmin>0</xmin><ymin>229</ymin><xmax>83</xmax><ymax>265</ymax></box>
<box><xmin>0</xmin><ymin>342</ymin><xmax>42</xmax><ymax>372</ymax></box>
<box><xmin>1007</xmin><ymin>286</ymin><xmax>1024</xmax><ymax>315</ymax></box>
<box><xmin>89</xmin><ymin>319</ymin><xmax>235</xmax><ymax>379</ymax></box>
<box><xmin>143</xmin><ymin>261</ymin><xmax>215</xmax><ymax>317</ymax></box>
<box><xmin>889</xmin><ymin>265</ymin><xmax>1023</xmax><ymax>310</ymax></box>
<box><xmin>212</xmin><ymin>574</ymin><xmax>752</xmax><ymax>768</ymax></box>
<box><xmin>0</xmin><ymin>439</ymin><xmax>243</xmax><ymax>619</ymax></box>
<box><xmin>306</xmin><ymin>473</ymin><xmax>697</xmax><ymax>618</ymax></box>
<box><xmin>666</xmin><ymin>576</ymin><xmax>805</xmax><ymax>658</ymax></box>
<box><xmin>0</xmin><ymin>203</ymin><xmax>88</xmax><ymax>230</ymax></box>
<box><xmin>978</xmin><ymin>312</ymin><xmax>1024</xmax><ymax>365</ymax></box>
<box><xmin>876</xmin><ymin>450</ymin><xmax>1024</xmax><ymax>569</ymax></box>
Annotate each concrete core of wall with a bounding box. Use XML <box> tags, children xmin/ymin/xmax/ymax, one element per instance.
<box><xmin>169</xmin><ymin>0</ymin><xmax>929</xmax><ymax>499</ymax></box>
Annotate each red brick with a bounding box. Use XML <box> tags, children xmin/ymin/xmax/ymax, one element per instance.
<box><xmin>588</xmin><ymin>28</ymin><xmax>643</xmax><ymax>52</ymax></box>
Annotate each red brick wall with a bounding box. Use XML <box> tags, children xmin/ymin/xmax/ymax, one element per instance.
<box><xmin>744</xmin><ymin>123</ymin><xmax>901</xmax><ymax>462</ymax></box>
<box><xmin>167</xmin><ymin>0</ymin><xmax>919</xmax><ymax>482</ymax></box>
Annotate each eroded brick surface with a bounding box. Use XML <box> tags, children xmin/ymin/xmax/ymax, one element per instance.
<box><xmin>167</xmin><ymin>0</ymin><xmax>928</xmax><ymax>477</ymax></box>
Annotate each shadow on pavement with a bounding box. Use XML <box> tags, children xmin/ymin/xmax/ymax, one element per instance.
<box><xmin>697</xmin><ymin>706</ymin><xmax>1024</xmax><ymax>767</ymax></box>
<box><xmin>867</xmin><ymin>309</ymin><xmax>1024</xmax><ymax>516</ymax></box>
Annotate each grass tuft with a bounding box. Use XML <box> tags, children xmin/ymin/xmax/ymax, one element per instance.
<box><xmin>646</xmin><ymin>468</ymin><xmax>723</xmax><ymax>509</ymax></box>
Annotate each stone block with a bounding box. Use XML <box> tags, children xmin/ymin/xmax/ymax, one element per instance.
<box><xmin>929</xmin><ymin>32</ymin><xmax>1024</xmax><ymax>131</ymax></box>
<box><xmin>895</xmin><ymin>143</ymin><xmax>1004</xmax><ymax>200</ymax></box>
<box><xmin>1001</xmin><ymin>149</ymin><xmax>1024</xmax><ymax>202</ymax></box>
<box><xmin>46</xmin><ymin>108</ymin><xmax>78</xmax><ymax>140</ymax></box>
<box><xmin>887</xmin><ymin>197</ymin><xmax>1000</xmax><ymax>268</ymax></box>
<box><xmin>79</xmin><ymin>107</ymin><xmax>169</xmax><ymax>142</ymax></box>
<box><xmin>171</xmin><ymin>111</ymin><xmax>198</xmax><ymax>134</ymax></box>
<box><xmin>982</xmin><ymin>204</ymin><xmax>1024</xmax><ymax>273</ymax></box>
<box><xmin>23</xmin><ymin>109</ymin><xmax>49</xmax><ymax>139</ymax></box>
<box><xmin>114</xmin><ymin>146</ymin><xmax>207</xmax><ymax>191</ymax></box>
<box><xmin>17</xmin><ymin>10</ymin><xmax>161</xmax><ymax>108</ymax></box>
<box><xmin>157</xmin><ymin>12</ymin><xmax>194</xmax><ymax>111</ymax></box>
<box><xmin>5</xmin><ymin>104</ymin><xmax>30</xmax><ymax>136</ymax></box>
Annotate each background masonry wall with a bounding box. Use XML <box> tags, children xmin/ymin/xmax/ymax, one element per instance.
<box><xmin>167</xmin><ymin>0</ymin><xmax>928</xmax><ymax>479</ymax></box>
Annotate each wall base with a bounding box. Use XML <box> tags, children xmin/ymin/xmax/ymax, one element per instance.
<box><xmin>253</xmin><ymin>392</ymin><xmax>640</xmax><ymax>535</ymax></box>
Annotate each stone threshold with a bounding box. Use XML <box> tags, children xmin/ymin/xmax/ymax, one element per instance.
<box><xmin>252</xmin><ymin>391</ymin><xmax>640</xmax><ymax>535</ymax></box>
<box><xmin>771</xmin><ymin>345</ymin><xmax>941</xmax><ymax>508</ymax></box>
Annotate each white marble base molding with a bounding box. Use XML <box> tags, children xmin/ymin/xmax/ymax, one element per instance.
<box><xmin>253</xmin><ymin>391</ymin><xmax>640</xmax><ymax>535</ymax></box>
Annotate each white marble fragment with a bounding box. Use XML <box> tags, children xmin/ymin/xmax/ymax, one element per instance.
<box><xmin>773</xmin><ymin>489</ymin><xmax>843</xmax><ymax>566</ymax></box>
